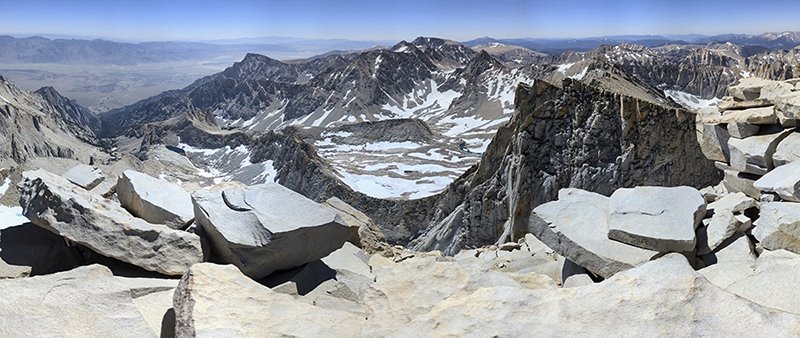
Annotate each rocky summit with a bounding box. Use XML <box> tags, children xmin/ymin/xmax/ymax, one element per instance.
<box><xmin>3</xmin><ymin>15</ymin><xmax>800</xmax><ymax>336</ymax></box>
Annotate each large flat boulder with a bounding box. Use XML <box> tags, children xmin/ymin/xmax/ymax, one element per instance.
<box><xmin>18</xmin><ymin>170</ymin><xmax>203</xmax><ymax>276</ymax></box>
<box><xmin>528</xmin><ymin>188</ymin><xmax>658</xmax><ymax>278</ymax></box>
<box><xmin>192</xmin><ymin>182</ymin><xmax>352</xmax><ymax>279</ymax></box>
<box><xmin>728</xmin><ymin>129</ymin><xmax>793</xmax><ymax>175</ymax></box>
<box><xmin>607</xmin><ymin>186</ymin><xmax>706</xmax><ymax>252</ymax></box>
<box><xmin>173</xmin><ymin>263</ymin><xmax>364</xmax><ymax>337</ymax></box>
<box><xmin>754</xmin><ymin>160</ymin><xmax>800</xmax><ymax>202</ymax></box>
<box><xmin>0</xmin><ymin>265</ymin><xmax>155</xmax><ymax>337</ymax></box>
<box><xmin>753</xmin><ymin>202</ymin><xmax>800</xmax><ymax>253</ymax></box>
<box><xmin>717</xmin><ymin>97</ymin><xmax>772</xmax><ymax>112</ymax></box>
<box><xmin>62</xmin><ymin>164</ymin><xmax>105</xmax><ymax>190</ymax></box>
<box><xmin>117</xmin><ymin>170</ymin><xmax>194</xmax><ymax>229</ymax></box>
<box><xmin>702</xmin><ymin>106</ymin><xmax>777</xmax><ymax>125</ymax></box>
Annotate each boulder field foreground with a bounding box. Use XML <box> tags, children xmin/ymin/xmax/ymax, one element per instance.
<box><xmin>5</xmin><ymin>78</ymin><xmax>800</xmax><ymax>336</ymax></box>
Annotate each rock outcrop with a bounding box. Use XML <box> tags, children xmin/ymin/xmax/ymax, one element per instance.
<box><xmin>18</xmin><ymin>169</ymin><xmax>203</xmax><ymax>275</ymax></box>
<box><xmin>0</xmin><ymin>265</ymin><xmax>155</xmax><ymax>337</ymax></box>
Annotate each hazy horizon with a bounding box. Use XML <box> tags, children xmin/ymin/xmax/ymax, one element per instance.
<box><xmin>1</xmin><ymin>0</ymin><xmax>798</xmax><ymax>42</ymax></box>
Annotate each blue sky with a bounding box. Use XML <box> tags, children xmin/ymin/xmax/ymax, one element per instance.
<box><xmin>0</xmin><ymin>0</ymin><xmax>798</xmax><ymax>42</ymax></box>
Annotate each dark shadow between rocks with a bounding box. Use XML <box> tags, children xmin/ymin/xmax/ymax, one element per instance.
<box><xmin>258</xmin><ymin>260</ymin><xmax>337</xmax><ymax>295</ymax></box>
<box><xmin>160</xmin><ymin>308</ymin><xmax>176</xmax><ymax>338</ymax></box>
<box><xmin>0</xmin><ymin>223</ymin><xmax>82</xmax><ymax>275</ymax></box>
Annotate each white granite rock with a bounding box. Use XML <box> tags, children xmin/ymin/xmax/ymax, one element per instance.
<box><xmin>62</xmin><ymin>164</ymin><xmax>105</xmax><ymax>190</ymax></box>
<box><xmin>192</xmin><ymin>182</ymin><xmax>352</xmax><ymax>279</ymax></box>
<box><xmin>754</xmin><ymin>160</ymin><xmax>800</xmax><ymax>202</ymax></box>
<box><xmin>773</xmin><ymin>132</ymin><xmax>800</xmax><ymax>167</ymax></box>
<box><xmin>117</xmin><ymin>170</ymin><xmax>194</xmax><ymax>229</ymax></box>
<box><xmin>607</xmin><ymin>186</ymin><xmax>706</xmax><ymax>252</ymax></box>
<box><xmin>728</xmin><ymin>129</ymin><xmax>793</xmax><ymax>175</ymax></box>
<box><xmin>0</xmin><ymin>265</ymin><xmax>155</xmax><ymax>337</ymax></box>
<box><xmin>753</xmin><ymin>202</ymin><xmax>800</xmax><ymax>253</ymax></box>
<box><xmin>173</xmin><ymin>263</ymin><xmax>364</xmax><ymax>337</ymax></box>
<box><xmin>529</xmin><ymin>189</ymin><xmax>658</xmax><ymax>278</ymax></box>
<box><xmin>18</xmin><ymin>170</ymin><xmax>203</xmax><ymax>276</ymax></box>
<box><xmin>387</xmin><ymin>254</ymin><xmax>800</xmax><ymax>337</ymax></box>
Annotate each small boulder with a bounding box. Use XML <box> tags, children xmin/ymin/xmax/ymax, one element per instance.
<box><xmin>116</xmin><ymin>170</ymin><xmax>194</xmax><ymax>229</ymax></box>
<box><xmin>322</xmin><ymin>197</ymin><xmax>391</xmax><ymax>255</ymax></box>
<box><xmin>726</xmin><ymin>122</ymin><xmax>759</xmax><ymax>139</ymax></box>
<box><xmin>728</xmin><ymin>129</ymin><xmax>793</xmax><ymax>175</ymax></box>
<box><xmin>753</xmin><ymin>202</ymin><xmax>800</xmax><ymax>253</ymax></box>
<box><xmin>754</xmin><ymin>160</ymin><xmax>800</xmax><ymax>202</ymax></box>
<box><xmin>773</xmin><ymin>132</ymin><xmax>800</xmax><ymax>167</ymax></box>
<box><xmin>728</xmin><ymin>77</ymin><xmax>774</xmax><ymax>101</ymax></box>
<box><xmin>696</xmin><ymin>193</ymin><xmax>756</xmax><ymax>255</ymax></box>
<box><xmin>607</xmin><ymin>186</ymin><xmax>706</xmax><ymax>252</ymax></box>
<box><xmin>62</xmin><ymin>164</ymin><xmax>105</xmax><ymax>190</ymax></box>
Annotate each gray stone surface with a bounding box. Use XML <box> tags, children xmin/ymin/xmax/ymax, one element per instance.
<box><xmin>728</xmin><ymin>129</ymin><xmax>793</xmax><ymax>175</ymax></box>
<box><xmin>117</xmin><ymin>170</ymin><xmax>194</xmax><ymax>229</ymax></box>
<box><xmin>173</xmin><ymin>263</ymin><xmax>364</xmax><ymax>337</ymax></box>
<box><xmin>696</xmin><ymin>193</ymin><xmax>757</xmax><ymax>255</ymax></box>
<box><xmin>753</xmin><ymin>202</ymin><xmax>800</xmax><ymax>253</ymax></box>
<box><xmin>775</xmin><ymin>92</ymin><xmax>800</xmax><ymax>121</ymax></box>
<box><xmin>528</xmin><ymin>189</ymin><xmax>658</xmax><ymax>278</ymax></box>
<box><xmin>18</xmin><ymin>170</ymin><xmax>203</xmax><ymax>276</ymax></box>
<box><xmin>702</xmin><ymin>106</ymin><xmax>777</xmax><ymax>125</ymax></box>
<box><xmin>380</xmin><ymin>254</ymin><xmax>800</xmax><ymax>337</ymax></box>
<box><xmin>697</xmin><ymin>123</ymin><xmax>730</xmax><ymax>162</ymax></box>
<box><xmin>726</xmin><ymin>122</ymin><xmax>759</xmax><ymax>139</ymax></box>
<box><xmin>62</xmin><ymin>164</ymin><xmax>105</xmax><ymax>190</ymax></box>
<box><xmin>722</xmin><ymin>169</ymin><xmax>762</xmax><ymax>199</ymax></box>
<box><xmin>754</xmin><ymin>159</ymin><xmax>800</xmax><ymax>202</ymax></box>
<box><xmin>322</xmin><ymin>197</ymin><xmax>391</xmax><ymax>255</ymax></box>
<box><xmin>192</xmin><ymin>182</ymin><xmax>352</xmax><ymax>279</ymax></box>
<box><xmin>759</xmin><ymin>81</ymin><xmax>795</xmax><ymax>102</ymax></box>
<box><xmin>607</xmin><ymin>186</ymin><xmax>706</xmax><ymax>252</ymax></box>
<box><xmin>728</xmin><ymin>77</ymin><xmax>774</xmax><ymax>101</ymax></box>
<box><xmin>773</xmin><ymin>132</ymin><xmax>800</xmax><ymax>167</ymax></box>
<box><xmin>0</xmin><ymin>265</ymin><xmax>155</xmax><ymax>337</ymax></box>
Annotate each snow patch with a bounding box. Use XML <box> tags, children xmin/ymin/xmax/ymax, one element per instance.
<box><xmin>664</xmin><ymin>90</ymin><xmax>720</xmax><ymax>110</ymax></box>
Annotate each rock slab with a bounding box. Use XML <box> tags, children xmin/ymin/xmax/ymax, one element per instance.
<box><xmin>173</xmin><ymin>263</ymin><xmax>363</xmax><ymax>337</ymax></box>
<box><xmin>608</xmin><ymin>186</ymin><xmax>706</xmax><ymax>252</ymax></box>
<box><xmin>117</xmin><ymin>170</ymin><xmax>194</xmax><ymax>229</ymax></box>
<box><xmin>18</xmin><ymin>169</ymin><xmax>203</xmax><ymax>276</ymax></box>
<box><xmin>528</xmin><ymin>188</ymin><xmax>658</xmax><ymax>278</ymax></box>
<box><xmin>62</xmin><ymin>164</ymin><xmax>105</xmax><ymax>190</ymax></box>
<box><xmin>192</xmin><ymin>182</ymin><xmax>352</xmax><ymax>279</ymax></box>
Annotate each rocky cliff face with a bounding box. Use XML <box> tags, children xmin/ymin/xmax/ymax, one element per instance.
<box><xmin>745</xmin><ymin>47</ymin><xmax>800</xmax><ymax>80</ymax></box>
<box><xmin>0</xmin><ymin>76</ymin><xmax>102</xmax><ymax>163</ymax></box>
<box><xmin>407</xmin><ymin>76</ymin><xmax>719</xmax><ymax>254</ymax></box>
